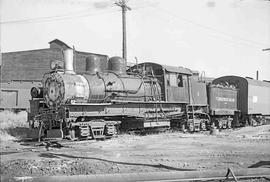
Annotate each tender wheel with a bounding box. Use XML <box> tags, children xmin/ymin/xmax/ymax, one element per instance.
<box><xmin>69</xmin><ymin>128</ymin><xmax>76</xmax><ymax>140</ymax></box>
<box><xmin>188</xmin><ymin>123</ymin><xmax>194</xmax><ymax>132</ymax></box>
<box><xmin>181</xmin><ymin>124</ymin><xmax>186</xmax><ymax>131</ymax></box>
<box><xmin>218</xmin><ymin>121</ymin><xmax>222</xmax><ymax>129</ymax></box>
<box><xmin>227</xmin><ymin>121</ymin><xmax>232</xmax><ymax>129</ymax></box>
<box><xmin>201</xmin><ymin>122</ymin><xmax>206</xmax><ymax>131</ymax></box>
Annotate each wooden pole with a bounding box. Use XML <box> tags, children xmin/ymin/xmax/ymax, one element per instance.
<box><xmin>115</xmin><ymin>0</ymin><xmax>131</xmax><ymax>65</ymax></box>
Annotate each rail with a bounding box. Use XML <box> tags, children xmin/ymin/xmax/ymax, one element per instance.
<box><xmin>8</xmin><ymin>168</ymin><xmax>270</xmax><ymax>182</ymax></box>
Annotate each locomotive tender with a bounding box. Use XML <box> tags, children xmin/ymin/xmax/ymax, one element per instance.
<box><xmin>213</xmin><ymin>76</ymin><xmax>270</xmax><ymax>126</ymax></box>
<box><xmin>27</xmin><ymin>48</ymin><xmax>269</xmax><ymax>140</ymax></box>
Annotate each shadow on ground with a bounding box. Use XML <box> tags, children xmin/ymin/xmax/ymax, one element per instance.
<box><xmin>5</xmin><ymin>127</ymin><xmax>29</xmax><ymax>139</ymax></box>
<box><xmin>248</xmin><ymin>161</ymin><xmax>270</xmax><ymax>168</ymax></box>
<box><xmin>39</xmin><ymin>152</ymin><xmax>196</xmax><ymax>171</ymax></box>
<box><xmin>0</xmin><ymin>151</ymin><xmax>20</xmax><ymax>155</ymax></box>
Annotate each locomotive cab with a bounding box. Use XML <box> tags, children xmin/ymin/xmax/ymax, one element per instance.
<box><xmin>128</xmin><ymin>62</ymin><xmax>192</xmax><ymax>103</ymax></box>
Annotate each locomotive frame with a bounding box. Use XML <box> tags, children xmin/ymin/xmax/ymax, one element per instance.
<box><xmin>28</xmin><ymin>49</ymin><xmax>211</xmax><ymax>140</ymax></box>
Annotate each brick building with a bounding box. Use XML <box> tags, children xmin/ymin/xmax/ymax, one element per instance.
<box><xmin>0</xmin><ymin>39</ymin><xmax>108</xmax><ymax>110</ymax></box>
<box><xmin>1</xmin><ymin>39</ymin><xmax>108</xmax><ymax>82</ymax></box>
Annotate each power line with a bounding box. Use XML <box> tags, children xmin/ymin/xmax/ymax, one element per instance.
<box><xmin>262</xmin><ymin>48</ymin><xmax>270</xmax><ymax>51</ymax></box>
<box><xmin>0</xmin><ymin>6</ymin><xmax>145</xmax><ymax>25</ymax></box>
<box><xmin>0</xmin><ymin>8</ymin><xmax>92</xmax><ymax>24</ymax></box>
<box><xmin>156</xmin><ymin>7</ymin><xmax>269</xmax><ymax>48</ymax></box>
<box><xmin>0</xmin><ymin>0</ymin><xmax>153</xmax><ymax>25</ymax></box>
<box><xmin>0</xmin><ymin>8</ymin><xmax>119</xmax><ymax>25</ymax></box>
<box><xmin>143</xmin><ymin>7</ymin><xmax>267</xmax><ymax>49</ymax></box>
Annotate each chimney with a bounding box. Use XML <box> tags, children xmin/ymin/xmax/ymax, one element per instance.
<box><xmin>256</xmin><ymin>71</ymin><xmax>259</xmax><ymax>80</ymax></box>
<box><xmin>63</xmin><ymin>49</ymin><xmax>75</xmax><ymax>74</ymax></box>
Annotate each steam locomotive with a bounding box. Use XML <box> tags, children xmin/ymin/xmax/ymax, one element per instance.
<box><xmin>28</xmin><ymin>49</ymin><xmax>270</xmax><ymax>140</ymax></box>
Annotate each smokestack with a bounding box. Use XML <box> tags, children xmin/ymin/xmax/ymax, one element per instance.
<box><xmin>63</xmin><ymin>49</ymin><xmax>75</xmax><ymax>74</ymax></box>
<box><xmin>256</xmin><ymin>70</ymin><xmax>259</xmax><ymax>80</ymax></box>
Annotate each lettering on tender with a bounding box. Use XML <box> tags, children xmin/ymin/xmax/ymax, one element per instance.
<box><xmin>216</xmin><ymin>97</ymin><xmax>235</xmax><ymax>102</ymax></box>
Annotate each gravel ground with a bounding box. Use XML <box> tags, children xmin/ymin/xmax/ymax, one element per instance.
<box><xmin>1</xmin><ymin>125</ymin><xmax>270</xmax><ymax>179</ymax></box>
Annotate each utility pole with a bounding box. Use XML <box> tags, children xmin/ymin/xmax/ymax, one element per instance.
<box><xmin>115</xmin><ymin>0</ymin><xmax>131</xmax><ymax>62</ymax></box>
<box><xmin>0</xmin><ymin>22</ymin><xmax>2</xmax><ymax>105</ymax></box>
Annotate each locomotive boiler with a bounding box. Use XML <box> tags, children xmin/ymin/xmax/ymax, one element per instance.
<box><xmin>43</xmin><ymin>49</ymin><xmax>161</xmax><ymax>107</ymax></box>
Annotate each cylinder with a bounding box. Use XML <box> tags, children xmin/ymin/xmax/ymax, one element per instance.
<box><xmin>63</xmin><ymin>49</ymin><xmax>75</xmax><ymax>74</ymax></box>
<box><xmin>108</xmin><ymin>56</ymin><xmax>126</xmax><ymax>74</ymax></box>
<box><xmin>85</xmin><ymin>55</ymin><xmax>101</xmax><ymax>74</ymax></box>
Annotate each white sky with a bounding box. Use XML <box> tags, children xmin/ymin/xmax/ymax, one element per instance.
<box><xmin>1</xmin><ymin>0</ymin><xmax>270</xmax><ymax>80</ymax></box>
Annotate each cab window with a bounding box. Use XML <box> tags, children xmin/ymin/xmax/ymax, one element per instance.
<box><xmin>168</xmin><ymin>73</ymin><xmax>186</xmax><ymax>87</ymax></box>
<box><xmin>178</xmin><ymin>74</ymin><xmax>183</xmax><ymax>87</ymax></box>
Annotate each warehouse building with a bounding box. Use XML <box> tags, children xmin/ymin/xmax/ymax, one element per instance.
<box><xmin>0</xmin><ymin>39</ymin><xmax>108</xmax><ymax>110</ymax></box>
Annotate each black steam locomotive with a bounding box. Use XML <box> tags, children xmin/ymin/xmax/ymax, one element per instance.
<box><xmin>28</xmin><ymin>49</ymin><xmax>270</xmax><ymax>140</ymax></box>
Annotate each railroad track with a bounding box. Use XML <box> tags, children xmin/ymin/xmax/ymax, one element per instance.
<box><xmin>5</xmin><ymin>168</ymin><xmax>270</xmax><ymax>182</ymax></box>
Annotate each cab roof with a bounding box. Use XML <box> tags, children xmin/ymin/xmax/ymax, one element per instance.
<box><xmin>131</xmin><ymin>62</ymin><xmax>192</xmax><ymax>75</ymax></box>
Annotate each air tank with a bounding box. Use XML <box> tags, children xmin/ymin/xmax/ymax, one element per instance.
<box><xmin>108</xmin><ymin>57</ymin><xmax>126</xmax><ymax>74</ymax></box>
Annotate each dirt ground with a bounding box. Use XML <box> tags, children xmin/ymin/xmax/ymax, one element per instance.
<box><xmin>1</xmin><ymin>125</ymin><xmax>270</xmax><ymax>179</ymax></box>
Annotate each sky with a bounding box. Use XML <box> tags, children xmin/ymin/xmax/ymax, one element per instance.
<box><xmin>1</xmin><ymin>0</ymin><xmax>270</xmax><ymax>80</ymax></box>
